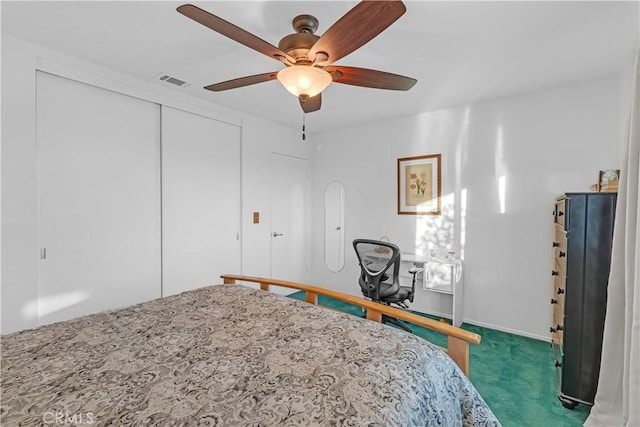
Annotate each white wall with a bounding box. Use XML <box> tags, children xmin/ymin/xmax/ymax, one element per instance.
<box><xmin>310</xmin><ymin>77</ymin><xmax>622</xmax><ymax>340</ymax></box>
<box><xmin>1</xmin><ymin>34</ymin><xmax>312</xmax><ymax>333</ymax></box>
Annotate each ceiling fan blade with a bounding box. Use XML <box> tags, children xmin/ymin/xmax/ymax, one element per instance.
<box><xmin>326</xmin><ymin>66</ymin><xmax>416</xmax><ymax>91</ymax></box>
<box><xmin>204</xmin><ymin>72</ymin><xmax>278</xmax><ymax>91</ymax></box>
<box><xmin>307</xmin><ymin>1</ymin><xmax>406</xmax><ymax>65</ymax></box>
<box><xmin>299</xmin><ymin>94</ymin><xmax>322</xmax><ymax>113</ymax></box>
<box><xmin>177</xmin><ymin>4</ymin><xmax>295</xmax><ymax>64</ymax></box>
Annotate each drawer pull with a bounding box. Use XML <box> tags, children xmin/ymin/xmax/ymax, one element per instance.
<box><xmin>551</xmin><ymin>298</ymin><xmax>558</xmax><ymax>304</ymax></box>
<box><xmin>557</xmin><ymin>288</ymin><xmax>565</xmax><ymax>294</ymax></box>
<box><xmin>556</xmin><ymin>324</ymin><xmax>564</xmax><ymax>331</ymax></box>
<box><xmin>558</xmin><ymin>251</ymin><xmax>566</xmax><ymax>258</ymax></box>
<box><xmin>555</xmin><ymin>360</ymin><xmax>562</xmax><ymax>368</ymax></box>
<box><xmin>552</xmin><ymin>270</ymin><xmax>559</xmax><ymax>276</ymax></box>
<box><xmin>552</xmin><ymin>242</ymin><xmax>560</xmax><ymax>247</ymax></box>
<box><xmin>550</xmin><ymin>326</ymin><xmax>557</xmax><ymax>333</ymax></box>
<box><xmin>558</xmin><ymin>211</ymin><xmax>564</xmax><ymax>217</ymax></box>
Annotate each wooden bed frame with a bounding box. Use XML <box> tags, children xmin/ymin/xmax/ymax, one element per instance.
<box><xmin>221</xmin><ymin>274</ymin><xmax>481</xmax><ymax>376</ymax></box>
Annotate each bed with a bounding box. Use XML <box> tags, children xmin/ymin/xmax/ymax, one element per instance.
<box><xmin>1</xmin><ymin>280</ymin><xmax>500</xmax><ymax>426</ymax></box>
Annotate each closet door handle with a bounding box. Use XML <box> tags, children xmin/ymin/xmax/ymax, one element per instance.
<box><xmin>552</xmin><ymin>270</ymin><xmax>559</xmax><ymax>276</ymax></box>
<box><xmin>551</xmin><ymin>298</ymin><xmax>558</xmax><ymax>304</ymax></box>
<box><xmin>557</xmin><ymin>288</ymin><xmax>565</xmax><ymax>294</ymax></box>
<box><xmin>552</xmin><ymin>242</ymin><xmax>560</xmax><ymax>247</ymax></box>
<box><xmin>558</xmin><ymin>251</ymin><xmax>566</xmax><ymax>258</ymax></box>
<box><xmin>555</xmin><ymin>360</ymin><xmax>562</xmax><ymax>367</ymax></box>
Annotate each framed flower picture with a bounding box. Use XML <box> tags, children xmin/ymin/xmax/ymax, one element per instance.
<box><xmin>397</xmin><ymin>154</ymin><xmax>442</xmax><ymax>215</ymax></box>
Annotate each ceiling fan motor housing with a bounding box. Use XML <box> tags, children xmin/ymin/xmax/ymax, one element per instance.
<box><xmin>278</xmin><ymin>14</ymin><xmax>321</xmax><ymax>64</ymax></box>
<box><xmin>278</xmin><ymin>33</ymin><xmax>319</xmax><ymax>64</ymax></box>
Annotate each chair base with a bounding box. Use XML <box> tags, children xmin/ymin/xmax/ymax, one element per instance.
<box><xmin>382</xmin><ymin>314</ymin><xmax>412</xmax><ymax>333</ymax></box>
<box><xmin>360</xmin><ymin>300</ymin><xmax>413</xmax><ymax>333</ymax></box>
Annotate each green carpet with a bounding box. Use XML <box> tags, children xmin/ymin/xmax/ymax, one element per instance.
<box><xmin>288</xmin><ymin>292</ymin><xmax>591</xmax><ymax>427</ymax></box>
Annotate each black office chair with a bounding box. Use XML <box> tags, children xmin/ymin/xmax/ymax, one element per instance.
<box><xmin>353</xmin><ymin>238</ymin><xmax>422</xmax><ymax>333</ymax></box>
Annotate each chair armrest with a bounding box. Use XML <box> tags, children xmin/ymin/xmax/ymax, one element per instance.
<box><xmin>407</xmin><ymin>267</ymin><xmax>423</xmax><ymax>303</ymax></box>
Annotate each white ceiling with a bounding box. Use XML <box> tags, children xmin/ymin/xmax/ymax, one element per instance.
<box><xmin>2</xmin><ymin>1</ymin><xmax>638</xmax><ymax>133</ymax></box>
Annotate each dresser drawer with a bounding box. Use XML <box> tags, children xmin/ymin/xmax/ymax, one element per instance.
<box><xmin>554</xmin><ymin>226</ymin><xmax>567</xmax><ymax>259</ymax></box>
<box><xmin>551</xmin><ymin>327</ymin><xmax>564</xmax><ymax>346</ymax></box>
<box><xmin>551</xmin><ymin>285</ymin><xmax>565</xmax><ymax>345</ymax></box>
<box><xmin>555</xmin><ymin>198</ymin><xmax>566</xmax><ymax>227</ymax></box>
<box><xmin>554</xmin><ymin>257</ymin><xmax>567</xmax><ymax>278</ymax></box>
<box><xmin>552</xmin><ymin>290</ymin><xmax>565</xmax><ymax>324</ymax></box>
<box><xmin>550</xmin><ymin>309</ymin><xmax>565</xmax><ymax>344</ymax></box>
<box><xmin>552</xmin><ymin>258</ymin><xmax>566</xmax><ymax>282</ymax></box>
<box><xmin>553</xmin><ymin>273</ymin><xmax>566</xmax><ymax>299</ymax></box>
<box><xmin>552</xmin><ymin>276</ymin><xmax>566</xmax><ymax>302</ymax></box>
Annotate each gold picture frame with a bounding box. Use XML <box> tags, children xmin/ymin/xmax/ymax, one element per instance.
<box><xmin>397</xmin><ymin>154</ymin><xmax>442</xmax><ymax>215</ymax></box>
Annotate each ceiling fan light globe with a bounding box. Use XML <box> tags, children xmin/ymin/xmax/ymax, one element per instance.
<box><xmin>277</xmin><ymin>66</ymin><xmax>332</xmax><ymax>98</ymax></box>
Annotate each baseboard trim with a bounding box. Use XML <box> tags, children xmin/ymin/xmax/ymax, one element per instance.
<box><xmin>463</xmin><ymin>317</ymin><xmax>549</xmax><ymax>342</ymax></box>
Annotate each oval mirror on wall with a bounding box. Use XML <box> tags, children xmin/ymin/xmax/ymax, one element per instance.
<box><xmin>324</xmin><ymin>181</ymin><xmax>345</xmax><ymax>272</ymax></box>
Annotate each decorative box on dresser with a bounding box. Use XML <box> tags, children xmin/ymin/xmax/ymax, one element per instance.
<box><xmin>551</xmin><ymin>192</ymin><xmax>617</xmax><ymax>409</ymax></box>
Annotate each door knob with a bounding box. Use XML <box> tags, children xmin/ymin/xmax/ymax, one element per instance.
<box><xmin>272</xmin><ymin>232</ymin><xmax>283</xmax><ymax>237</ymax></box>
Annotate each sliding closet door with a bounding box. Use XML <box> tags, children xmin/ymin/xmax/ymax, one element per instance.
<box><xmin>36</xmin><ymin>72</ymin><xmax>161</xmax><ymax>325</ymax></box>
<box><xmin>161</xmin><ymin>106</ymin><xmax>241</xmax><ymax>296</ymax></box>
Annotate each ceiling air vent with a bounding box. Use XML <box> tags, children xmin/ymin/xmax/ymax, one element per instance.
<box><xmin>155</xmin><ymin>73</ymin><xmax>190</xmax><ymax>88</ymax></box>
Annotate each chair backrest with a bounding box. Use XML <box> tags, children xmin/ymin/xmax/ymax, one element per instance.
<box><xmin>353</xmin><ymin>238</ymin><xmax>401</xmax><ymax>301</ymax></box>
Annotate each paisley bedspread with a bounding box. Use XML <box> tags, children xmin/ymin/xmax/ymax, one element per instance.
<box><xmin>1</xmin><ymin>284</ymin><xmax>500</xmax><ymax>426</ymax></box>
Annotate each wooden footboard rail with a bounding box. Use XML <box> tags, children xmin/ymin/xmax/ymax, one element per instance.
<box><xmin>221</xmin><ymin>274</ymin><xmax>481</xmax><ymax>376</ymax></box>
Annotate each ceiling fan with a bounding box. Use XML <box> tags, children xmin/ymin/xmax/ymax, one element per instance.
<box><xmin>177</xmin><ymin>1</ymin><xmax>417</xmax><ymax>113</ymax></box>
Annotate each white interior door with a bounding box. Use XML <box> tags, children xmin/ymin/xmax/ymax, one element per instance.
<box><xmin>36</xmin><ymin>72</ymin><xmax>161</xmax><ymax>325</ymax></box>
<box><xmin>270</xmin><ymin>153</ymin><xmax>309</xmax><ymax>284</ymax></box>
<box><xmin>161</xmin><ymin>107</ymin><xmax>241</xmax><ymax>296</ymax></box>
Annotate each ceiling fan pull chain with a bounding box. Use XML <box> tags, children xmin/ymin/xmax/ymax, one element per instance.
<box><xmin>302</xmin><ymin>113</ymin><xmax>306</xmax><ymax>141</ymax></box>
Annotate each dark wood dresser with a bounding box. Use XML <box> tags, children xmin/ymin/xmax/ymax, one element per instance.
<box><xmin>551</xmin><ymin>192</ymin><xmax>617</xmax><ymax>409</ymax></box>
